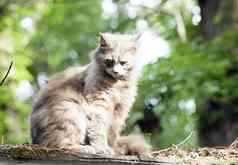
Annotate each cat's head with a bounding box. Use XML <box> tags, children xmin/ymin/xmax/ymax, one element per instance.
<box><xmin>95</xmin><ymin>33</ymin><xmax>139</xmax><ymax>80</ymax></box>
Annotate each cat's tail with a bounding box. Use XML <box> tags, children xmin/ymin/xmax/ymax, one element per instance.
<box><xmin>115</xmin><ymin>134</ymin><xmax>151</xmax><ymax>156</ymax></box>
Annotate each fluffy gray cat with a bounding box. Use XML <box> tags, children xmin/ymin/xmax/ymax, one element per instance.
<box><xmin>30</xmin><ymin>33</ymin><xmax>151</xmax><ymax>155</ymax></box>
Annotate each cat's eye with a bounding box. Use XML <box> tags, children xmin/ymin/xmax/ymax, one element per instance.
<box><xmin>104</xmin><ymin>59</ymin><xmax>115</xmax><ymax>67</ymax></box>
<box><xmin>119</xmin><ymin>61</ymin><xmax>127</xmax><ymax>65</ymax></box>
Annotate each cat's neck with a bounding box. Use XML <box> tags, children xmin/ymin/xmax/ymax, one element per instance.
<box><xmin>84</xmin><ymin>60</ymin><xmax>136</xmax><ymax>92</ymax></box>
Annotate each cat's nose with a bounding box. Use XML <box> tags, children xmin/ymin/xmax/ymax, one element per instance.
<box><xmin>113</xmin><ymin>65</ymin><xmax>125</xmax><ymax>75</ymax></box>
<box><xmin>113</xmin><ymin>65</ymin><xmax>121</xmax><ymax>74</ymax></box>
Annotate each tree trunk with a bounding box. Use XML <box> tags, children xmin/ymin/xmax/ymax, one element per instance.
<box><xmin>199</xmin><ymin>0</ymin><xmax>238</xmax><ymax>39</ymax></box>
<box><xmin>198</xmin><ymin>0</ymin><xmax>238</xmax><ymax>146</ymax></box>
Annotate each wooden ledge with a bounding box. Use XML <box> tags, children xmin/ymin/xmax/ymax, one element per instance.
<box><xmin>0</xmin><ymin>144</ymin><xmax>237</xmax><ymax>165</ymax></box>
<box><xmin>0</xmin><ymin>144</ymin><xmax>166</xmax><ymax>165</ymax></box>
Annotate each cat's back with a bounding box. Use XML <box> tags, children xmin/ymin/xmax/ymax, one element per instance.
<box><xmin>33</xmin><ymin>65</ymin><xmax>88</xmax><ymax>111</ymax></box>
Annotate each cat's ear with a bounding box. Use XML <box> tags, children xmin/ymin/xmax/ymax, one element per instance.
<box><xmin>130</xmin><ymin>33</ymin><xmax>141</xmax><ymax>52</ymax></box>
<box><xmin>134</xmin><ymin>33</ymin><xmax>142</xmax><ymax>42</ymax></box>
<box><xmin>99</xmin><ymin>33</ymin><xmax>109</xmax><ymax>49</ymax></box>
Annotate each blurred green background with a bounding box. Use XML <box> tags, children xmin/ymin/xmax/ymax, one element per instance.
<box><xmin>0</xmin><ymin>0</ymin><xmax>238</xmax><ymax>148</ymax></box>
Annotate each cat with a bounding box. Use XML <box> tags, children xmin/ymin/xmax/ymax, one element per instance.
<box><xmin>30</xmin><ymin>33</ymin><xmax>151</xmax><ymax>155</ymax></box>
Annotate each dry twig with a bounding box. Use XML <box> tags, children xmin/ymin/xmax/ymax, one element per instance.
<box><xmin>0</xmin><ymin>61</ymin><xmax>13</xmax><ymax>86</ymax></box>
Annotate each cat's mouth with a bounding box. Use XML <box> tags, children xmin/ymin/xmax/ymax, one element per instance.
<box><xmin>104</xmin><ymin>70</ymin><xmax>126</xmax><ymax>81</ymax></box>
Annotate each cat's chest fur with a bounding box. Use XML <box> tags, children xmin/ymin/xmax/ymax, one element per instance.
<box><xmin>112</xmin><ymin>83</ymin><xmax>136</xmax><ymax>107</ymax></box>
<box><xmin>103</xmin><ymin>82</ymin><xmax>136</xmax><ymax>119</ymax></box>
<box><xmin>84</xmin><ymin>80</ymin><xmax>136</xmax><ymax>116</ymax></box>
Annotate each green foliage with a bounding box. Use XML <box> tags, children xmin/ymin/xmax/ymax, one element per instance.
<box><xmin>128</xmin><ymin>29</ymin><xmax>238</xmax><ymax>148</ymax></box>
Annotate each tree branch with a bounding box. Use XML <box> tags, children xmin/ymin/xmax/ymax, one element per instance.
<box><xmin>0</xmin><ymin>61</ymin><xmax>13</xmax><ymax>86</ymax></box>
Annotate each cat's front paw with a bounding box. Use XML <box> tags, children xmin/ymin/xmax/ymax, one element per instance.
<box><xmin>94</xmin><ymin>145</ymin><xmax>115</xmax><ymax>155</ymax></box>
<box><xmin>80</xmin><ymin>145</ymin><xmax>97</xmax><ymax>154</ymax></box>
<box><xmin>65</xmin><ymin>145</ymin><xmax>97</xmax><ymax>155</ymax></box>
